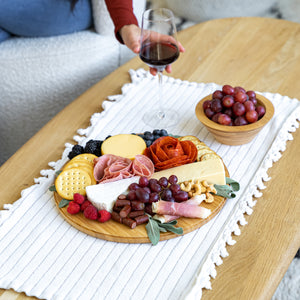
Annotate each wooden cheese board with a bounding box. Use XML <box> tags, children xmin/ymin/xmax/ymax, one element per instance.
<box><xmin>54</xmin><ymin>167</ymin><xmax>229</xmax><ymax>244</ymax></box>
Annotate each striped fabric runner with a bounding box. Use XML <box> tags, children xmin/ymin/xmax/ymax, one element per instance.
<box><xmin>0</xmin><ymin>69</ymin><xmax>299</xmax><ymax>300</ymax></box>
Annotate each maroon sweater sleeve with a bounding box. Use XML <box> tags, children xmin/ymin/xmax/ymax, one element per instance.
<box><xmin>104</xmin><ymin>0</ymin><xmax>139</xmax><ymax>44</ymax></box>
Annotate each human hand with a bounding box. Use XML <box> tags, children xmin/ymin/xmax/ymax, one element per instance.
<box><xmin>119</xmin><ymin>24</ymin><xmax>185</xmax><ymax>76</ymax></box>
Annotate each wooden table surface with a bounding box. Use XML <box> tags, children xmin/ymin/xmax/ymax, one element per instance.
<box><xmin>1</xmin><ymin>17</ymin><xmax>300</xmax><ymax>300</ymax></box>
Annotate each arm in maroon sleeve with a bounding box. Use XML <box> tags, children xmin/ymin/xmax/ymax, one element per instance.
<box><xmin>104</xmin><ymin>0</ymin><xmax>139</xmax><ymax>44</ymax></box>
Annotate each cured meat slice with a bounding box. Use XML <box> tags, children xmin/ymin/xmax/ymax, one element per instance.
<box><xmin>93</xmin><ymin>154</ymin><xmax>155</xmax><ymax>184</ymax></box>
<box><xmin>132</xmin><ymin>155</ymin><xmax>154</xmax><ymax>178</ymax></box>
<box><xmin>153</xmin><ymin>194</ymin><xmax>206</xmax><ymax>223</ymax></box>
<box><xmin>144</xmin><ymin>136</ymin><xmax>198</xmax><ymax>171</ymax></box>
<box><xmin>152</xmin><ymin>200</ymin><xmax>211</xmax><ymax>219</ymax></box>
<box><xmin>94</xmin><ymin>154</ymin><xmax>132</xmax><ymax>182</ymax></box>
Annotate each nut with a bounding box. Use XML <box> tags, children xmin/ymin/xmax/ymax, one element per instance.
<box><xmin>205</xmin><ymin>192</ymin><xmax>214</xmax><ymax>203</ymax></box>
<box><xmin>180</xmin><ymin>181</ymin><xmax>192</xmax><ymax>192</ymax></box>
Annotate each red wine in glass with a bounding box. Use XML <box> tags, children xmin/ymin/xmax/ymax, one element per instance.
<box><xmin>140</xmin><ymin>42</ymin><xmax>179</xmax><ymax>67</ymax></box>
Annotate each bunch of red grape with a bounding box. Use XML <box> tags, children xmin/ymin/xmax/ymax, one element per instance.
<box><xmin>203</xmin><ymin>85</ymin><xmax>266</xmax><ymax>126</ymax></box>
<box><xmin>128</xmin><ymin>175</ymin><xmax>189</xmax><ymax>204</ymax></box>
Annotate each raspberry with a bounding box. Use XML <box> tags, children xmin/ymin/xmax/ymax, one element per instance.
<box><xmin>83</xmin><ymin>205</ymin><xmax>98</xmax><ymax>220</ymax></box>
<box><xmin>98</xmin><ymin>210</ymin><xmax>111</xmax><ymax>223</ymax></box>
<box><xmin>73</xmin><ymin>193</ymin><xmax>85</xmax><ymax>205</ymax></box>
<box><xmin>80</xmin><ymin>200</ymin><xmax>92</xmax><ymax>212</ymax></box>
<box><xmin>67</xmin><ymin>201</ymin><xmax>80</xmax><ymax>214</ymax></box>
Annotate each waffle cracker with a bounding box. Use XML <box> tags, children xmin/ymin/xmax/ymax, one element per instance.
<box><xmin>55</xmin><ymin>168</ymin><xmax>92</xmax><ymax>200</ymax></box>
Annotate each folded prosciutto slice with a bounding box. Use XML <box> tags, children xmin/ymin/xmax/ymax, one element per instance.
<box><xmin>153</xmin><ymin>194</ymin><xmax>206</xmax><ymax>223</ymax></box>
<box><xmin>152</xmin><ymin>199</ymin><xmax>211</xmax><ymax>219</ymax></box>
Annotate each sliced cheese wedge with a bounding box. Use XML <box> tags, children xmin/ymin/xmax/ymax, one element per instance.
<box><xmin>152</xmin><ymin>158</ymin><xmax>226</xmax><ymax>185</ymax></box>
<box><xmin>86</xmin><ymin>176</ymin><xmax>139</xmax><ymax>212</ymax></box>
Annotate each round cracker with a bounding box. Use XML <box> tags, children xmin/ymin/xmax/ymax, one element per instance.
<box><xmin>178</xmin><ymin>135</ymin><xmax>202</xmax><ymax>144</ymax></box>
<box><xmin>72</xmin><ymin>153</ymin><xmax>98</xmax><ymax>165</ymax></box>
<box><xmin>55</xmin><ymin>168</ymin><xmax>92</xmax><ymax>200</ymax></box>
<box><xmin>200</xmin><ymin>153</ymin><xmax>220</xmax><ymax>161</ymax></box>
<box><xmin>63</xmin><ymin>159</ymin><xmax>93</xmax><ymax>170</ymax></box>
<box><xmin>196</xmin><ymin>148</ymin><xmax>215</xmax><ymax>161</ymax></box>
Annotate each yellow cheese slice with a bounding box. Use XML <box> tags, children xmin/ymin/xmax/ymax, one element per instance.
<box><xmin>101</xmin><ymin>134</ymin><xmax>147</xmax><ymax>160</ymax></box>
<box><xmin>151</xmin><ymin>158</ymin><xmax>226</xmax><ymax>185</ymax></box>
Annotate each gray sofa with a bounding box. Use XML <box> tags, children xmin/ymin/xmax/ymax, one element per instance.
<box><xmin>0</xmin><ymin>0</ymin><xmax>146</xmax><ymax>165</ymax></box>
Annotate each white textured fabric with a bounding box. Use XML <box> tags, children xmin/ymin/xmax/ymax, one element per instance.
<box><xmin>0</xmin><ymin>69</ymin><xmax>299</xmax><ymax>300</ymax></box>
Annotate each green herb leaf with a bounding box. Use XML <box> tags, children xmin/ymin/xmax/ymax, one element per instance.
<box><xmin>49</xmin><ymin>185</ymin><xmax>56</xmax><ymax>192</ymax></box>
<box><xmin>168</xmin><ymin>134</ymin><xmax>181</xmax><ymax>138</ymax></box>
<box><xmin>59</xmin><ymin>199</ymin><xmax>71</xmax><ymax>208</ymax></box>
<box><xmin>226</xmin><ymin>177</ymin><xmax>240</xmax><ymax>191</ymax></box>
<box><xmin>146</xmin><ymin>217</ymin><xmax>161</xmax><ymax>246</ymax></box>
<box><xmin>164</xmin><ymin>219</ymin><xmax>178</xmax><ymax>226</ymax></box>
<box><xmin>146</xmin><ymin>215</ymin><xmax>184</xmax><ymax>245</ymax></box>
<box><xmin>214</xmin><ymin>177</ymin><xmax>240</xmax><ymax>199</ymax></box>
<box><xmin>55</xmin><ymin>170</ymin><xmax>62</xmax><ymax>176</ymax></box>
<box><xmin>159</xmin><ymin>223</ymin><xmax>183</xmax><ymax>235</ymax></box>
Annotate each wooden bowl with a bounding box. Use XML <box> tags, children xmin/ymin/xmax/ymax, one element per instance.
<box><xmin>195</xmin><ymin>94</ymin><xmax>274</xmax><ymax>145</ymax></box>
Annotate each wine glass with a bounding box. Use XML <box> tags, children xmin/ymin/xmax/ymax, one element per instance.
<box><xmin>139</xmin><ymin>8</ymin><xmax>180</xmax><ymax>128</ymax></box>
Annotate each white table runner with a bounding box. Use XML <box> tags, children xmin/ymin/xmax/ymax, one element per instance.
<box><xmin>1</xmin><ymin>69</ymin><xmax>299</xmax><ymax>300</ymax></box>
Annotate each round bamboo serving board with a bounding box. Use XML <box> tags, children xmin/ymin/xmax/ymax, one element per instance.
<box><xmin>54</xmin><ymin>166</ymin><xmax>229</xmax><ymax>244</ymax></box>
<box><xmin>195</xmin><ymin>94</ymin><xmax>274</xmax><ymax>145</ymax></box>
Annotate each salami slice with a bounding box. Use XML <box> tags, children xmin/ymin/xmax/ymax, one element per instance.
<box><xmin>94</xmin><ymin>154</ymin><xmax>154</xmax><ymax>183</ymax></box>
<box><xmin>132</xmin><ymin>155</ymin><xmax>154</xmax><ymax>178</ymax></box>
<box><xmin>144</xmin><ymin>136</ymin><xmax>197</xmax><ymax>171</ymax></box>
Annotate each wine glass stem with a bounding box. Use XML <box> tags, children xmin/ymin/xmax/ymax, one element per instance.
<box><xmin>157</xmin><ymin>71</ymin><xmax>165</xmax><ymax>120</ymax></box>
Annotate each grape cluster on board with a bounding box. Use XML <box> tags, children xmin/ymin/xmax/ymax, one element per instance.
<box><xmin>203</xmin><ymin>85</ymin><xmax>266</xmax><ymax>126</ymax></box>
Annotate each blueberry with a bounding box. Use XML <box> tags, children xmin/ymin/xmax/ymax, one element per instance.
<box><xmin>153</xmin><ymin>129</ymin><xmax>161</xmax><ymax>135</ymax></box>
<box><xmin>153</xmin><ymin>134</ymin><xmax>160</xmax><ymax>141</ymax></box>
<box><xmin>144</xmin><ymin>131</ymin><xmax>154</xmax><ymax>141</ymax></box>
<box><xmin>145</xmin><ymin>140</ymin><xmax>152</xmax><ymax>147</ymax></box>
<box><xmin>160</xmin><ymin>129</ymin><xmax>168</xmax><ymax>136</ymax></box>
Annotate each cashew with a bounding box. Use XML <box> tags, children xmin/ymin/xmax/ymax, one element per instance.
<box><xmin>201</xmin><ymin>180</ymin><xmax>210</xmax><ymax>188</ymax></box>
<box><xmin>206</xmin><ymin>184</ymin><xmax>217</xmax><ymax>194</ymax></box>
<box><xmin>205</xmin><ymin>192</ymin><xmax>214</xmax><ymax>203</ymax></box>
<box><xmin>180</xmin><ymin>181</ymin><xmax>192</xmax><ymax>192</ymax></box>
<box><xmin>191</xmin><ymin>183</ymin><xmax>203</xmax><ymax>196</ymax></box>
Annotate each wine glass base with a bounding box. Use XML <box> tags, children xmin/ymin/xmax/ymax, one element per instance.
<box><xmin>142</xmin><ymin>109</ymin><xmax>179</xmax><ymax>128</ymax></box>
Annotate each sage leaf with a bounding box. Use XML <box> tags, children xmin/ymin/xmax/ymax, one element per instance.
<box><xmin>59</xmin><ymin>199</ymin><xmax>71</xmax><ymax>208</ymax></box>
<box><xmin>55</xmin><ymin>170</ymin><xmax>62</xmax><ymax>176</ymax></box>
<box><xmin>226</xmin><ymin>177</ymin><xmax>240</xmax><ymax>191</ymax></box>
<box><xmin>214</xmin><ymin>177</ymin><xmax>240</xmax><ymax>199</ymax></box>
<box><xmin>159</xmin><ymin>223</ymin><xmax>183</xmax><ymax>235</ymax></box>
<box><xmin>159</xmin><ymin>227</ymin><xmax>167</xmax><ymax>233</ymax></box>
<box><xmin>146</xmin><ymin>217</ymin><xmax>160</xmax><ymax>245</ymax></box>
<box><xmin>49</xmin><ymin>185</ymin><xmax>56</xmax><ymax>192</ymax></box>
<box><xmin>164</xmin><ymin>219</ymin><xmax>178</xmax><ymax>226</ymax></box>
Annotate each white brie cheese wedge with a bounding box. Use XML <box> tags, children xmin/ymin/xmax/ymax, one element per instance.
<box><xmin>86</xmin><ymin>176</ymin><xmax>139</xmax><ymax>212</ymax></box>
